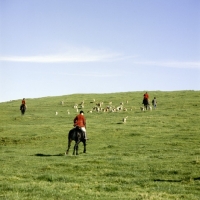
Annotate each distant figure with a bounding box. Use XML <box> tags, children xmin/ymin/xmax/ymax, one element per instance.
<box><xmin>152</xmin><ymin>97</ymin><xmax>157</xmax><ymax>109</ymax></box>
<box><xmin>73</xmin><ymin>110</ymin><xmax>88</xmax><ymax>140</ymax></box>
<box><xmin>22</xmin><ymin>98</ymin><xmax>26</xmax><ymax>106</ymax></box>
<box><xmin>143</xmin><ymin>92</ymin><xmax>149</xmax><ymax>110</ymax></box>
<box><xmin>20</xmin><ymin>98</ymin><xmax>26</xmax><ymax>115</ymax></box>
<box><xmin>143</xmin><ymin>92</ymin><xmax>149</xmax><ymax>101</ymax></box>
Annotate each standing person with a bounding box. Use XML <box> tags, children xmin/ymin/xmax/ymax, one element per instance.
<box><xmin>73</xmin><ymin>110</ymin><xmax>88</xmax><ymax>140</ymax></box>
<box><xmin>152</xmin><ymin>97</ymin><xmax>157</xmax><ymax>109</ymax></box>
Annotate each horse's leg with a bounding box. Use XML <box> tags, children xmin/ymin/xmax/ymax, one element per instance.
<box><xmin>65</xmin><ymin>139</ymin><xmax>72</xmax><ymax>155</ymax></box>
<box><xmin>74</xmin><ymin>140</ymin><xmax>81</xmax><ymax>155</ymax></box>
<box><xmin>83</xmin><ymin>140</ymin><xmax>86</xmax><ymax>153</ymax></box>
<box><xmin>76</xmin><ymin>144</ymin><xmax>79</xmax><ymax>155</ymax></box>
<box><xmin>73</xmin><ymin>142</ymin><xmax>77</xmax><ymax>155</ymax></box>
<box><xmin>22</xmin><ymin>106</ymin><xmax>24</xmax><ymax>115</ymax></box>
<box><xmin>21</xmin><ymin>106</ymin><xmax>25</xmax><ymax>115</ymax></box>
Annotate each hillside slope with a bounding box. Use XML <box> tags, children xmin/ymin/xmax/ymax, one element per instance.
<box><xmin>0</xmin><ymin>91</ymin><xmax>200</xmax><ymax>199</ymax></box>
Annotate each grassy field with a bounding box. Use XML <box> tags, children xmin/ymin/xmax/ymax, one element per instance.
<box><xmin>0</xmin><ymin>91</ymin><xmax>200</xmax><ymax>200</ymax></box>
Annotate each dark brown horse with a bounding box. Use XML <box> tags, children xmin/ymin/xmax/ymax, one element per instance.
<box><xmin>20</xmin><ymin>104</ymin><xmax>26</xmax><ymax>115</ymax></box>
<box><xmin>65</xmin><ymin>127</ymin><xmax>86</xmax><ymax>155</ymax></box>
<box><xmin>143</xmin><ymin>99</ymin><xmax>149</xmax><ymax>110</ymax></box>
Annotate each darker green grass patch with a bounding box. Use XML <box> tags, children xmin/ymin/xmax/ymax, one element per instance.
<box><xmin>95</xmin><ymin>184</ymin><xmax>120</xmax><ymax>192</ymax></box>
<box><xmin>37</xmin><ymin>174</ymin><xmax>54</xmax><ymax>182</ymax></box>
<box><xmin>36</xmin><ymin>174</ymin><xmax>73</xmax><ymax>183</ymax></box>
<box><xmin>129</xmin><ymin>132</ymin><xmax>141</xmax><ymax>136</ymax></box>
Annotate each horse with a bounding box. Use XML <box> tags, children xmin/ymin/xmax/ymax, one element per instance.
<box><xmin>20</xmin><ymin>104</ymin><xmax>26</xmax><ymax>115</ymax></box>
<box><xmin>65</xmin><ymin>127</ymin><xmax>86</xmax><ymax>155</ymax></box>
<box><xmin>143</xmin><ymin>98</ymin><xmax>149</xmax><ymax>110</ymax></box>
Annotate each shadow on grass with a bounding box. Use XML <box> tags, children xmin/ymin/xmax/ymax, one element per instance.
<box><xmin>154</xmin><ymin>179</ymin><xmax>181</xmax><ymax>182</ymax></box>
<box><xmin>154</xmin><ymin>177</ymin><xmax>200</xmax><ymax>182</ymax></box>
<box><xmin>33</xmin><ymin>153</ymin><xmax>64</xmax><ymax>157</ymax></box>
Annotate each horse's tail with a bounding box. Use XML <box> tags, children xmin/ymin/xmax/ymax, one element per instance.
<box><xmin>76</xmin><ymin>127</ymin><xmax>86</xmax><ymax>141</ymax></box>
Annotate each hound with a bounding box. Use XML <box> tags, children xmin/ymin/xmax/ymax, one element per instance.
<box><xmin>123</xmin><ymin>116</ymin><xmax>128</xmax><ymax>123</ymax></box>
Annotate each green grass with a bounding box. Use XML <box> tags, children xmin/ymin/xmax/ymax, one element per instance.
<box><xmin>0</xmin><ymin>91</ymin><xmax>200</xmax><ymax>199</ymax></box>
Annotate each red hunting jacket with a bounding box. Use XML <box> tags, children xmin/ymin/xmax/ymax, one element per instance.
<box><xmin>22</xmin><ymin>100</ymin><xmax>26</xmax><ymax>105</ymax></box>
<box><xmin>74</xmin><ymin>114</ymin><xmax>86</xmax><ymax>128</ymax></box>
<box><xmin>144</xmin><ymin>93</ymin><xmax>149</xmax><ymax>100</ymax></box>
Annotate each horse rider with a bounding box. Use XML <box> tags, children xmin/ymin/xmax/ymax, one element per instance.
<box><xmin>73</xmin><ymin>110</ymin><xmax>88</xmax><ymax>140</ymax></box>
<box><xmin>143</xmin><ymin>92</ymin><xmax>149</xmax><ymax>110</ymax></box>
<box><xmin>143</xmin><ymin>92</ymin><xmax>149</xmax><ymax>101</ymax></box>
<box><xmin>20</xmin><ymin>98</ymin><xmax>26</xmax><ymax>110</ymax></box>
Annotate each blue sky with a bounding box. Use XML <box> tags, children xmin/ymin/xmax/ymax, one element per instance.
<box><xmin>0</xmin><ymin>0</ymin><xmax>200</xmax><ymax>102</ymax></box>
